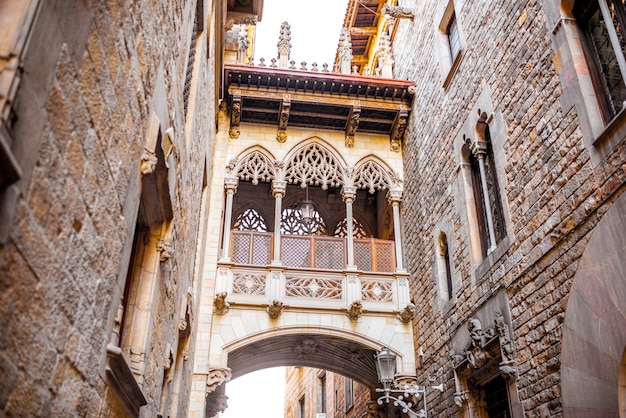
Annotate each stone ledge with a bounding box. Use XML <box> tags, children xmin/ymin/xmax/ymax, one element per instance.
<box><xmin>105</xmin><ymin>344</ymin><xmax>147</xmax><ymax>417</ymax></box>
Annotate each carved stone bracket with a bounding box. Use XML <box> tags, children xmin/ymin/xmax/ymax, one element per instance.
<box><xmin>229</xmin><ymin>91</ymin><xmax>242</xmax><ymax>139</ymax></box>
<box><xmin>140</xmin><ymin>148</ymin><xmax>158</xmax><ymax>175</ymax></box>
<box><xmin>453</xmin><ymin>389</ymin><xmax>478</xmax><ymax>407</ymax></box>
<box><xmin>390</xmin><ymin>109</ymin><xmax>408</xmax><ymax>152</ymax></box>
<box><xmin>345</xmin><ymin>300</ymin><xmax>363</xmax><ymax>321</ymax></box>
<box><xmin>397</xmin><ymin>303</ymin><xmax>416</xmax><ymax>323</ymax></box>
<box><xmin>206</xmin><ymin>367</ymin><xmax>232</xmax><ymax>394</ymax></box>
<box><xmin>277</xmin><ymin>94</ymin><xmax>291</xmax><ymax>142</ymax></box>
<box><xmin>267</xmin><ymin>300</ymin><xmax>284</xmax><ymax>319</ymax></box>
<box><xmin>205</xmin><ymin>393</ymin><xmax>228</xmax><ymax>418</ymax></box>
<box><xmin>381</xmin><ymin>5</ymin><xmax>415</xmax><ymax>20</ymax></box>
<box><xmin>213</xmin><ymin>292</ymin><xmax>230</xmax><ymax>315</ymax></box>
<box><xmin>345</xmin><ymin>102</ymin><xmax>361</xmax><ymax>147</ymax></box>
<box><xmin>157</xmin><ymin>239</ymin><xmax>173</xmax><ymax>262</ymax></box>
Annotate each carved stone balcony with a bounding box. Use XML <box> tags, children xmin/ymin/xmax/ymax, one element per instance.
<box><xmin>217</xmin><ymin>231</ymin><xmax>410</xmax><ymax>313</ymax></box>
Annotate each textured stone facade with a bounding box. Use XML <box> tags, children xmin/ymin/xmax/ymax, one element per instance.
<box><xmin>0</xmin><ymin>0</ymin><xmax>216</xmax><ymax>417</ymax></box>
<box><xmin>390</xmin><ymin>0</ymin><xmax>626</xmax><ymax>417</ymax></box>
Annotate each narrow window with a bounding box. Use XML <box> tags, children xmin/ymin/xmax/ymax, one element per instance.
<box><xmin>318</xmin><ymin>373</ymin><xmax>326</xmax><ymax>414</ymax></box>
<box><xmin>438</xmin><ymin>233</ymin><xmax>453</xmax><ymax>300</ymax></box>
<box><xmin>447</xmin><ymin>12</ymin><xmax>461</xmax><ymax>60</ymax></box>
<box><xmin>344</xmin><ymin>377</ymin><xmax>354</xmax><ymax>411</ymax></box>
<box><xmin>575</xmin><ymin>0</ymin><xmax>626</xmax><ymax>121</ymax></box>
<box><xmin>298</xmin><ymin>395</ymin><xmax>305</xmax><ymax>418</ymax></box>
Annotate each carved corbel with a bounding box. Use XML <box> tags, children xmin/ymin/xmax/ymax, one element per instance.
<box><xmin>277</xmin><ymin>95</ymin><xmax>291</xmax><ymax>142</ymax></box>
<box><xmin>141</xmin><ymin>148</ymin><xmax>158</xmax><ymax>175</ymax></box>
<box><xmin>206</xmin><ymin>367</ymin><xmax>232</xmax><ymax>394</ymax></box>
<box><xmin>397</xmin><ymin>303</ymin><xmax>416</xmax><ymax>323</ymax></box>
<box><xmin>214</xmin><ymin>292</ymin><xmax>230</xmax><ymax>315</ymax></box>
<box><xmin>495</xmin><ymin>311</ymin><xmax>518</xmax><ymax>380</ymax></box>
<box><xmin>345</xmin><ymin>102</ymin><xmax>361</xmax><ymax>148</ymax></box>
<box><xmin>229</xmin><ymin>91</ymin><xmax>242</xmax><ymax>139</ymax></box>
<box><xmin>381</xmin><ymin>5</ymin><xmax>415</xmax><ymax>20</ymax></box>
<box><xmin>390</xmin><ymin>109</ymin><xmax>408</xmax><ymax>152</ymax></box>
<box><xmin>157</xmin><ymin>239</ymin><xmax>173</xmax><ymax>262</ymax></box>
<box><xmin>267</xmin><ymin>300</ymin><xmax>284</xmax><ymax>319</ymax></box>
<box><xmin>345</xmin><ymin>300</ymin><xmax>363</xmax><ymax>321</ymax></box>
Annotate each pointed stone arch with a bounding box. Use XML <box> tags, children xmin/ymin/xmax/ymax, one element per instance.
<box><xmin>227</xmin><ymin>146</ymin><xmax>277</xmax><ymax>184</ymax></box>
<box><xmin>351</xmin><ymin>155</ymin><xmax>400</xmax><ymax>194</ymax></box>
<box><xmin>284</xmin><ymin>138</ymin><xmax>346</xmax><ymax>189</ymax></box>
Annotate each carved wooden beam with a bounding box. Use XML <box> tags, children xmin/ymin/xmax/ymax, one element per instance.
<box><xmin>229</xmin><ymin>90</ymin><xmax>242</xmax><ymax>139</ymax></box>
<box><xmin>345</xmin><ymin>101</ymin><xmax>361</xmax><ymax>148</ymax></box>
<box><xmin>277</xmin><ymin>94</ymin><xmax>291</xmax><ymax>143</ymax></box>
<box><xmin>390</xmin><ymin>109</ymin><xmax>408</xmax><ymax>152</ymax></box>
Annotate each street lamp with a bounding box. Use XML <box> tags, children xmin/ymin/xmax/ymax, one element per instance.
<box><xmin>374</xmin><ymin>348</ymin><xmax>444</xmax><ymax>418</ymax></box>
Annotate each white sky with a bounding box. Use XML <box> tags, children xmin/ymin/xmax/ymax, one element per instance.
<box><xmin>221</xmin><ymin>1</ymin><xmax>349</xmax><ymax>417</ymax></box>
<box><xmin>252</xmin><ymin>0</ymin><xmax>350</xmax><ymax>68</ymax></box>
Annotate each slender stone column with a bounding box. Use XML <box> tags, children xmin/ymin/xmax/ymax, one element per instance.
<box><xmin>388</xmin><ymin>190</ymin><xmax>405</xmax><ymax>272</ymax></box>
<box><xmin>220</xmin><ymin>178</ymin><xmax>238</xmax><ymax>261</ymax></box>
<box><xmin>342</xmin><ymin>186</ymin><xmax>357</xmax><ymax>269</ymax></box>
<box><xmin>272</xmin><ymin>181</ymin><xmax>287</xmax><ymax>264</ymax></box>
<box><xmin>471</xmin><ymin>140</ymin><xmax>497</xmax><ymax>251</ymax></box>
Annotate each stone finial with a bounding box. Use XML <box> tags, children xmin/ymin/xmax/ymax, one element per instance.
<box><xmin>267</xmin><ymin>300</ymin><xmax>284</xmax><ymax>319</ymax></box>
<box><xmin>277</xmin><ymin>21</ymin><xmax>292</xmax><ymax>69</ymax></box>
<box><xmin>345</xmin><ymin>300</ymin><xmax>362</xmax><ymax>321</ymax></box>
<box><xmin>338</xmin><ymin>28</ymin><xmax>353</xmax><ymax>74</ymax></box>
<box><xmin>214</xmin><ymin>292</ymin><xmax>230</xmax><ymax>315</ymax></box>
<box><xmin>377</xmin><ymin>31</ymin><xmax>394</xmax><ymax>79</ymax></box>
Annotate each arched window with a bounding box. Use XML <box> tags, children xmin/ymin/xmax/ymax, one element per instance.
<box><xmin>574</xmin><ymin>0</ymin><xmax>626</xmax><ymax>121</ymax></box>
<box><xmin>281</xmin><ymin>203</ymin><xmax>327</xmax><ymax>236</ymax></box>
<box><xmin>468</xmin><ymin>124</ymin><xmax>506</xmax><ymax>258</ymax></box>
<box><xmin>233</xmin><ymin>208</ymin><xmax>268</xmax><ymax>232</ymax></box>
<box><xmin>334</xmin><ymin>218</ymin><xmax>368</xmax><ymax>238</ymax></box>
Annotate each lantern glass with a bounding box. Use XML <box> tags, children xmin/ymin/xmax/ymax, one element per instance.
<box><xmin>376</xmin><ymin>347</ymin><xmax>397</xmax><ymax>386</ymax></box>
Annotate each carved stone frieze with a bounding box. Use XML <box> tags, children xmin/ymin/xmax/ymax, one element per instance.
<box><xmin>213</xmin><ymin>292</ymin><xmax>230</xmax><ymax>315</ymax></box>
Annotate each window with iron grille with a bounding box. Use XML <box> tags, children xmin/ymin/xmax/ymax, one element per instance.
<box><xmin>575</xmin><ymin>0</ymin><xmax>626</xmax><ymax>121</ymax></box>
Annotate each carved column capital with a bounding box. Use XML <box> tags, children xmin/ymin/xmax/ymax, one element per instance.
<box><xmin>467</xmin><ymin>136</ymin><xmax>488</xmax><ymax>159</ymax></box>
<box><xmin>387</xmin><ymin>189</ymin><xmax>403</xmax><ymax>204</ymax></box>
<box><xmin>224</xmin><ymin>177</ymin><xmax>239</xmax><ymax>194</ymax></box>
<box><xmin>272</xmin><ymin>180</ymin><xmax>287</xmax><ymax>197</ymax></box>
<box><xmin>341</xmin><ymin>186</ymin><xmax>357</xmax><ymax>203</ymax></box>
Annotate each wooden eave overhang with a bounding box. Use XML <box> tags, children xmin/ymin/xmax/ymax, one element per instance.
<box><xmin>224</xmin><ymin>64</ymin><xmax>415</xmax><ymax>147</ymax></box>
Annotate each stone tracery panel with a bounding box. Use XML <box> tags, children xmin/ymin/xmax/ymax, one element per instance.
<box><xmin>232</xmin><ymin>272</ymin><xmax>267</xmax><ymax>295</ymax></box>
<box><xmin>231</xmin><ymin>149</ymin><xmax>276</xmax><ymax>185</ymax></box>
<box><xmin>285</xmin><ymin>276</ymin><xmax>343</xmax><ymax>299</ymax></box>
<box><xmin>285</xmin><ymin>142</ymin><xmax>344</xmax><ymax>189</ymax></box>
<box><xmin>352</xmin><ymin>159</ymin><xmax>394</xmax><ymax>193</ymax></box>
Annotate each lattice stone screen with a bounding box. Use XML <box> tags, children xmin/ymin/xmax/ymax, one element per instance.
<box><xmin>232</xmin><ymin>272</ymin><xmax>267</xmax><ymax>295</ymax></box>
<box><xmin>374</xmin><ymin>241</ymin><xmax>394</xmax><ymax>272</ymax></box>
<box><xmin>231</xmin><ymin>232</ymin><xmax>251</xmax><ymax>264</ymax></box>
<box><xmin>361</xmin><ymin>278</ymin><xmax>394</xmax><ymax>302</ymax></box>
<box><xmin>285</xmin><ymin>276</ymin><xmax>343</xmax><ymax>299</ymax></box>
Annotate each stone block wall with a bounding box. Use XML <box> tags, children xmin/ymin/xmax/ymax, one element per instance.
<box><xmin>391</xmin><ymin>0</ymin><xmax>626</xmax><ymax>416</ymax></box>
<box><xmin>0</xmin><ymin>0</ymin><xmax>217</xmax><ymax>417</ymax></box>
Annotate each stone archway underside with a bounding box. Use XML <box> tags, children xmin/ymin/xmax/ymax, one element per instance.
<box><xmin>227</xmin><ymin>333</ymin><xmax>379</xmax><ymax>388</ymax></box>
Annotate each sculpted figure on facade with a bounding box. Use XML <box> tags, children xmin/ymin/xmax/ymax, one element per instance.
<box><xmin>213</xmin><ymin>292</ymin><xmax>230</xmax><ymax>315</ymax></box>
